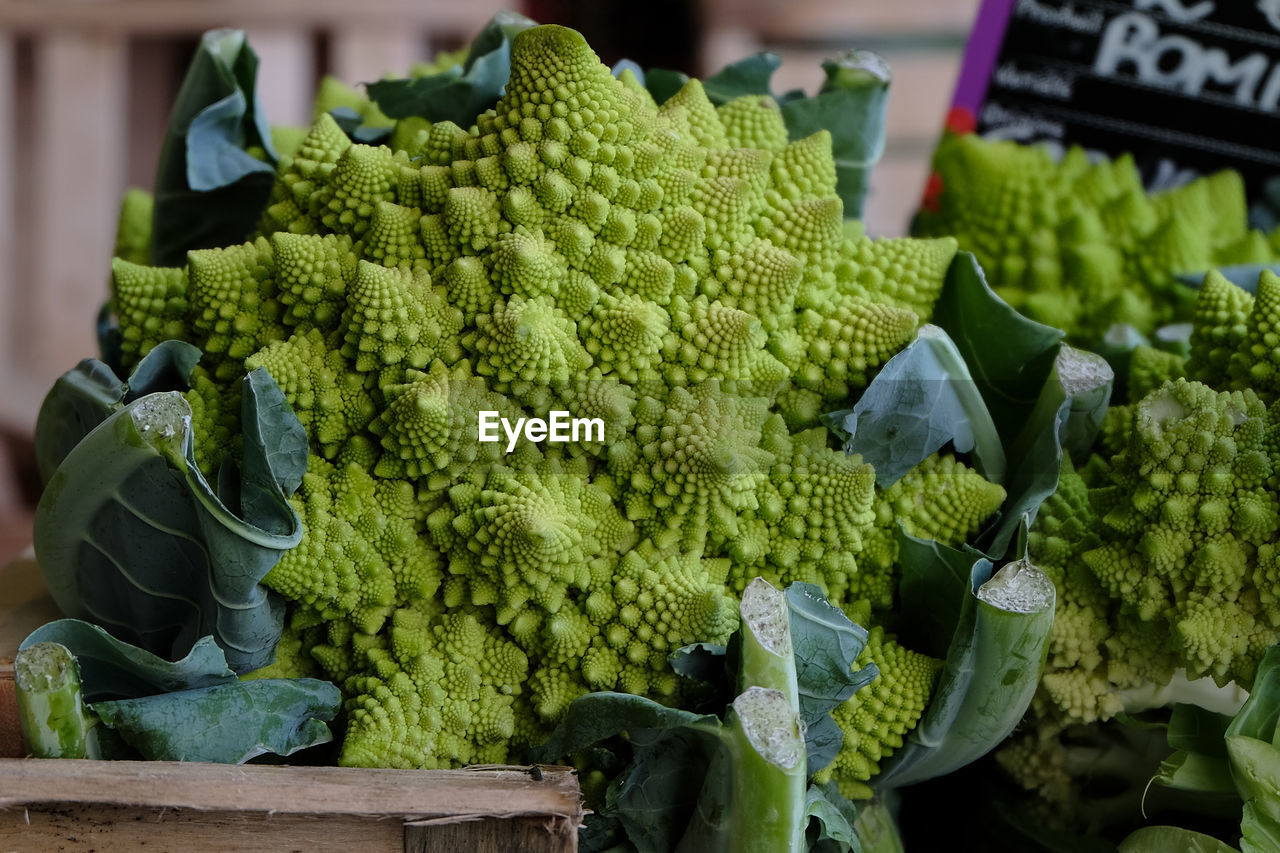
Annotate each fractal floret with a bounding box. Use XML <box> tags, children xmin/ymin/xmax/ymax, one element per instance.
<box><xmin>914</xmin><ymin>132</ymin><xmax>1280</xmax><ymax>344</ymax></box>
<box><xmin>107</xmin><ymin>25</ymin><xmax>992</xmax><ymax>784</ymax></box>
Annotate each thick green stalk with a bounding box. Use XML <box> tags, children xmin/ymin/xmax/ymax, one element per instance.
<box><xmin>738</xmin><ymin>577</ymin><xmax>799</xmax><ymax>712</ymax></box>
<box><xmin>14</xmin><ymin>642</ymin><xmax>101</xmax><ymax>759</ymax></box>
<box><xmin>718</xmin><ymin>686</ymin><xmax>808</xmax><ymax>853</ymax></box>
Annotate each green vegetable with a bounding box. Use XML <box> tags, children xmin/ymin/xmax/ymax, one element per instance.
<box><xmin>915</xmin><ymin>133</ymin><xmax>1276</xmax><ymax>344</ymax></box>
<box><xmin>14</xmin><ymin>642</ymin><xmax>101</xmax><ymax>759</ymax></box>
<box><xmin>72</xmin><ymin>21</ymin><xmax>988</xmax><ymax>791</ymax></box>
<box><xmin>19</xmin><ymin>618</ymin><xmax>340</xmax><ymax>764</ymax></box>
<box><xmin>33</xmin><ymin>369</ymin><xmax>304</xmax><ymax>673</ymax></box>
<box><xmin>151</xmin><ymin>29</ymin><xmax>278</xmax><ymax>266</ymax></box>
<box><xmin>534</xmin><ymin>578</ymin><xmax>871</xmax><ymax>853</ymax></box>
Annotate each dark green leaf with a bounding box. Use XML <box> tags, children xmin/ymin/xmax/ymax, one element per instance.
<box><xmin>806</xmin><ymin>782</ymin><xmax>862</xmax><ymax>853</ymax></box>
<box><xmin>875</xmin><ymin>559</ymin><xmax>1055</xmax><ymax>788</ymax></box>
<box><xmin>932</xmin><ymin>252</ymin><xmax>1065</xmax><ymax>447</ymax></box>
<box><xmin>828</xmin><ymin>324</ymin><xmax>1005</xmax><ymax>488</ymax></box>
<box><xmin>1157</xmin><ymin>749</ymin><xmax>1239</xmax><ymax>796</ymax></box>
<box><xmin>34</xmin><ymin>342</ymin><xmax>201</xmax><ymax>482</ymax></box>
<box><xmin>779</xmin><ymin>52</ymin><xmax>889</xmax><ymax>221</ymax></box>
<box><xmin>894</xmin><ymin>531</ymin><xmax>979</xmax><ymax>659</ymax></box>
<box><xmin>365</xmin><ymin>11</ymin><xmax>536</xmax><ymax>124</ymax></box>
<box><xmin>644</xmin><ymin>68</ymin><xmax>691</xmax><ymax>105</ymax></box>
<box><xmin>1169</xmin><ymin>703</ymin><xmax>1235</xmax><ymax>759</ymax></box>
<box><xmin>152</xmin><ymin>29</ymin><xmax>276</xmax><ymax>266</ymax></box>
<box><xmin>785</xmin><ymin>582</ymin><xmax>876</xmax><ymax>739</ymax></box>
<box><xmin>530</xmin><ymin>691</ymin><xmax>718</xmax><ymax>764</ymax></box>
<box><xmin>20</xmin><ymin>619</ymin><xmax>236</xmax><ymax>703</ymax></box>
<box><xmin>1227</xmin><ymin>645</ymin><xmax>1280</xmax><ymax>747</ymax></box>
<box><xmin>91</xmin><ymin>678</ymin><xmax>339</xmax><ymax>763</ymax></box>
<box><xmin>981</xmin><ymin>346</ymin><xmax>1113</xmax><ymax>557</ymax></box>
<box><xmin>33</xmin><ymin>381</ymin><xmax>303</xmax><ymax>673</ymax></box>
<box><xmin>701</xmin><ymin>53</ymin><xmax>783</xmax><ymax>104</ymax></box>
<box><xmin>615</xmin><ymin>727</ymin><xmax>722</xmax><ymax>853</ymax></box>
<box><xmin>1117</xmin><ymin>826</ymin><xmax>1239</xmax><ymax>853</ymax></box>
<box><xmin>669</xmin><ymin>643</ymin><xmax>729</xmax><ymax>685</ymax></box>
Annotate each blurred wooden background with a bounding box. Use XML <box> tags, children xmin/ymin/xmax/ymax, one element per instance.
<box><xmin>0</xmin><ymin>0</ymin><xmax>980</xmax><ymax>521</ymax></box>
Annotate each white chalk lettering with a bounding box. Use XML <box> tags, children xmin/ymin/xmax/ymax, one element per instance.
<box><xmin>1095</xmin><ymin>11</ymin><xmax>1280</xmax><ymax>109</ymax></box>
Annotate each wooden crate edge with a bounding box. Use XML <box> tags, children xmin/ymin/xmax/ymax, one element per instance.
<box><xmin>0</xmin><ymin>757</ymin><xmax>582</xmax><ymax>823</ymax></box>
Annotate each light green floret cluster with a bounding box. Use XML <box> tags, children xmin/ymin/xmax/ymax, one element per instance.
<box><xmin>999</xmin><ymin>269</ymin><xmax>1280</xmax><ymax>821</ymax></box>
<box><xmin>107</xmin><ymin>25</ymin><xmax>986</xmax><ymax>783</ymax></box>
<box><xmin>914</xmin><ymin>133</ymin><xmax>1280</xmax><ymax>343</ymax></box>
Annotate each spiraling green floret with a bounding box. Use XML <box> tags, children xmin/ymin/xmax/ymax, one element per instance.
<box><xmin>332</xmin><ymin>601</ymin><xmax>530</xmax><ymax>769</ymax></box>
<box><xmin>724</xmin><ymin>422</ymin><xmax>877</xmax><ymax>607</ymax></box>
<box><xmin>915</xmin><ymin>133</ymin><xmax>1275</xmax><ymax>343</ymax></box>
<box><xmin>266</xmin><ymin>450</ymin><xmax>442</xmax><ymax>633</ymax></box>
<box><xmin>1084</xmin><ymin>378</ymin><xmax>1278</xmax><ymax>687</ymax></box>
<box><xmin>106</xmin><ymin>22</ymin><xmax>966</xmax><ymax>779</ymax></box>
<box><xmin>856</xmin><ymin>453</ymin><xmax>1007</xmax><ymax>612</ymax></box>
<box><xmin>814</xmin><ymin>625</ymin><xmax>943</xmax><ymax>800</ymax></box>
<box><xmin>111</xmin><ymin>259</ymin><xmax>188</xmax><ymax>368</ymax></box>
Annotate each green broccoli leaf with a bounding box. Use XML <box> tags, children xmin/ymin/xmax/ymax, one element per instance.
<box><xmin>366</xmin><ymin>11</ymin><xmax>537</xmax><ymax>124</ymax></box>
<box><xmin>932</xmin><ymin>252</ymin><xmax>1065</xmax><ymax>447</ymax></box>
<box><xmin>875</xmin><ymin>557</ymin><xmax>1055</xmax><ymax>789</ymax></box>
<box><xmin>1117</xmin><ymin>826</ymin><xmax>1239</xmax><ymax>853</ymax></box>
<box><xmin>701</xmin><ymin>53</ymin><xmax>784</xmax><ymax>103</ymax></box>
<box><xmin>32</xmin><ymin>368</ymin><xmax>304</xmax><ymax>673</ymax></box>
<box><xmin>152</xmin><ymin>29</ymin><xmax>277</xmax><ymax>266</ymax></box>
<box><xmin>91</xmin><ymin>678</ymin><xmax>340</xmax><ymax>764</ymax></box>
<box><xmin>982</xmin><ymin>344</ymin><xmax>1112</xmax><ymax>557</ymax></box>
<box><xmin>20</xmin><ymin>619</ymin><xmax>236</xmax><ymax>703</ymax></box>
<box><xmin>34</xmin><ymin>340</ymin><xmax>201</xmax><ymax>483</ymax></box>
<box><xmin>806</xmin><ymin>782</ymin><xmax>864</xmax><ymax>853</ymax></box>
<box><xmin>786</xmin><ymin>582</ymin><xmax>878</xmax><ymax>775</ymax></box>
<box><xmin>825</xmin><ymin>324</ymin><xmax>1005</xmax><ymax>488</ymax></box>
<box><xmin>779</xmin><ymin>51</ymin><xmax>889</xmax><ymax>222</ymax></box>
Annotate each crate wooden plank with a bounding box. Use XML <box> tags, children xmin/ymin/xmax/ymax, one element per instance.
<box><xmin>245</xmin><ymin>28</ymin><xmax>316</xmax><ymax>129</ymax></box>
<box><xmin>28</xmin><ymin>32</ymin><xmax>126</xmax><ymax>407</ymax></box>
<box><xmin>3</xmin><ymin>805</ymin><xmax>407</xmax><ymax>853</ymax></box>
<box><xmin>407</xmin><ymin>816</ymin><xmax>578</xmax><ymax>853</ymax></box>
<box><xmin>330</xmin><ymin>28</ymin><xmax>425</xmax><ymax>87</ymax></box>
<box><xmin>702</xmin><ymin>0</ymin><xmax>982</xmax><ymax>41</ymax></box>
<box><xmin>0</xmin><ymin>759</ymin><xmax>582</xmax><ymax>851</ymax></box>
<box><xmin>0</xmin><ymin>759</ymin><xmax>580</xmax><ymax>817</ymax></box>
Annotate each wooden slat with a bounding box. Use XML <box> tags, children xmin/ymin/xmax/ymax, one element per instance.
<box><xmin>702</xmin><ymin>0</ymin><xmax>982</xmax><ymax>41</ymax></box>
<box><xmin>0</xmin><ymin>759</ymin><xmax>581</xmax><ymax>819</ymax></box>
<box><xmin>3</xmin><ymin>806</ymin><xmax>407</xmax><ymax>853</ymax></box>
<box><xmin>246</xmin><ymin>28</ymin><xmax>316</xmax><ymax>129</ymax></box>
<box><xmin>28</xmin><ymin>32</ymin><xmax>126</xmax><ymax>401</ymax></box>
<box><xmin>0</xmin><ymin>0</ymin><xmax>512</xmax><ymax>33</ymax></box>
<box><xmin>407</xmin><ymin>816</ymin><xmax>579</xmax><ymax>853</ymax></box>
<box><xmin>330</xmin><ymin>28</ymin><xmax>425</xmax><ymax>87</ymax></box>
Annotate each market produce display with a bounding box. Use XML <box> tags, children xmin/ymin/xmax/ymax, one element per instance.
<box><xmin>17</xmin><ymin>10</ymin><xmax>1280</xmax><ymax>853</ymax></box>
<box><xmin>915</xmin><ymin>132</ymin><xmax>1280</xmax><ymax>345</ymax></box>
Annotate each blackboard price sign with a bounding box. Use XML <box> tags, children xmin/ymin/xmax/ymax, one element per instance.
<box><xmin>951</xmin><ymin>0</ymin><xmax>1280</xmax><ymax>197</ymax></box>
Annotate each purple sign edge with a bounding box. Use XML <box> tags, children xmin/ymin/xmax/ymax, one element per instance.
<box><xmin>952</xmin><ymin>0</ymin><xmax>1018</xmax><ymax>113</ymax></box>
